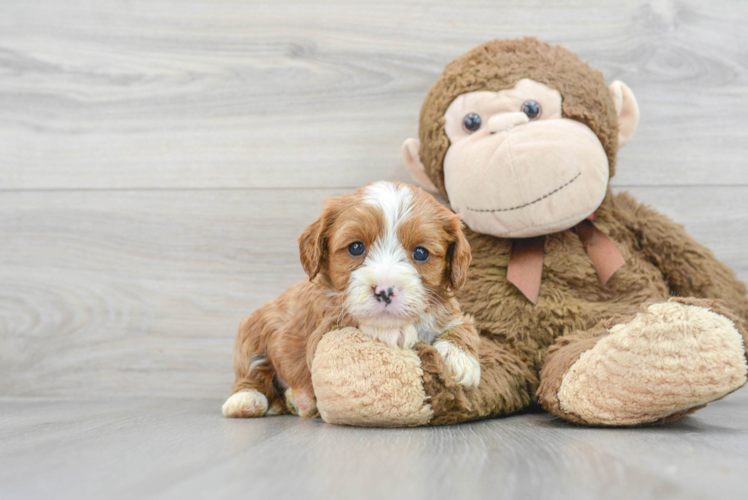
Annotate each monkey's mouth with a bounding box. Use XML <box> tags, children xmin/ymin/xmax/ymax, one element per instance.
<box><xmin>466</xmin><ymin>172</ymin><xmax>581</xmax><ymax>213</ymax></box>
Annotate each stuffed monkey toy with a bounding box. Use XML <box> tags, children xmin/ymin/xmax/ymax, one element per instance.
<box><xmin>309</xmin><ymin>38</ymin><xmax>748</xmax><ymax>426</ymax></box>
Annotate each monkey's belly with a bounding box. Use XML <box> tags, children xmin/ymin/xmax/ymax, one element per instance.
<box><xmin>459</xmin><ymin>233</ymin><xmax>670</xmax><ymax>355</ymax></box>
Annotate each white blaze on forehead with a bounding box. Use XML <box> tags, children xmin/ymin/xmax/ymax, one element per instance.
<box><xmin>362</xmin><ymin>182</ymin><xmax>415</xmax><ymax>272</ymax></box>
<box><xmin>363</xmin><ymin>181</ymin><xmax>415</xmax><ymax>229</ymax></box>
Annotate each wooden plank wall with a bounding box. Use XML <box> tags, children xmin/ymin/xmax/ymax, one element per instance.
<box><xmin>1</xmin><ymin>0</ymin><xmax>747</xmax><ymax>398</ymax></box>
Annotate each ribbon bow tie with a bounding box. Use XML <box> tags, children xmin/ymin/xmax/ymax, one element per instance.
<box><xmin>506</xmin><ymin>215</ymin><xmax>625</xmax><ymax>304</ymax></box>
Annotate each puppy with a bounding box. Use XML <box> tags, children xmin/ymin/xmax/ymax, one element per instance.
<box><xmin>222</xmin><ymin>181</ymin><xmax>481</xmax><ymax>419</ymax></box>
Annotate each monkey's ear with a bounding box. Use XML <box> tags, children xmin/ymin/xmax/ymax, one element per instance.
<box><xmin>608</xmin><ymin>81</ymin><xmax>640</xmax><ymax>147</ymax></box>
<box><xmin>298</xmin><ymin>209</ymin><xmax>331</xmax><ymax>280</ymax></box>
<box><xmin>402</xmin><ymin>138</ymin><xmax>438</xmax><ymax>193</ymax></box>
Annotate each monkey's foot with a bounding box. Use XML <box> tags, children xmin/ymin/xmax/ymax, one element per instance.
<box><xmin>222</xmin><ymin>389</ymin><xmax>268</xmax><ymax>418</ymax></box>
<box><xmin>311</xmin><ymin>327</ymin><xmax>433</xmax><ymax>427</ymax></box>
<box><xmin>558</xmin><ymin>300</ymin><xmax>748</xmax><ymax>425</ymax></box>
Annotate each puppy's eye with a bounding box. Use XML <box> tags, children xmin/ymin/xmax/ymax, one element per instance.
<box><xmin>462</xmin><ymin>113</ymin><xmax>482</xmax><ymax>133</ymax></box>
<box><xmin>347</xmin><ymin>242</ymin><xmax>365</xmax><ymax>257</ymax></box>
<box><xmin>521</xmin><ymin>100</ymin><xmax>541</xmax><ymax>120</ymax></box>
<box><xmin>412</xmin><ymin>247</ymin><xmax>430</xmax><ymax>263</ymax></box>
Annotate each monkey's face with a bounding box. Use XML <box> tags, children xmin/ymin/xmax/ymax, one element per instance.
<box><xmin>441</xmin><ymin>79</ymin><xmax>609</xmax><ymax>239</ymax></box>
<box><xmin>403</xmin><ymin>39</ymin><xmax>640</xmax><ymax>240</ymax></box>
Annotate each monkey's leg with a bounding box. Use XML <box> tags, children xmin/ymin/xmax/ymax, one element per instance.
<box><xmin>416</xmin><ymin>336</ymin><xmax>537</xmax><ymax>425</ymax></box>
<box><xmin>538</xmin><ymin>298</ymin><xmax>748</xmax><ymax>426</ymax></box>
<box><xmin>311</xmin><ymin>327</ymin><xmax>537</xmax><ymax>427</ymax></box>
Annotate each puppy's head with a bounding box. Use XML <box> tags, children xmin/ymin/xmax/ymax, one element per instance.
<box><xmin>299</xmin><ymin>181</ymin><xmax>471</xmax><ymax>327</ymax></box>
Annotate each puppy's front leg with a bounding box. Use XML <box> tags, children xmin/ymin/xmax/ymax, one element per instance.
<box><xmin>434</xmin><ymin>315</ymin><xmax>481</xmax><ymax>388</ymax></box>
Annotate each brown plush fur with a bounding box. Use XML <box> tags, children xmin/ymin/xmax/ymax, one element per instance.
<box><xmin>410</xmin><ymin>38</ymin><xmax>748</xmax><ymax>425</ymax></box>
<box><xmin>414</xmin><ymin>190</ymin><xmax>748</xmax><ymax>425</ymax></box>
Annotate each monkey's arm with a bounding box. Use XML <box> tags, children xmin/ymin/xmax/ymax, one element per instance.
<box><xmin>615</xmin><ymin>192</ymin><xmax>748</xmax><ymax>320</ymax></box>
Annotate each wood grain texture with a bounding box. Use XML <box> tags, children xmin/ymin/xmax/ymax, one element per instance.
<box><xmin>1</xmin><ymin>186</ymin><xmax>747</xmax><ymax>398</ymax></box>
<box><xmin>1</xmin><ymin>392</ymin><xmax>748</xmax><ymax>500</ymax></box>
<box><xmin>2</xmin><ymin>2</ymin><xmax>748</xmax><ymax>497</ymax></box>
<box><xmin>1</xmin><ymin>0</ymin><xmax>748</xmax><ymax>413</ymax></box>
<box><xmin>0</xmin><ymin>0</ymin><xmax>747</xmax><ymax>189</ymax></box>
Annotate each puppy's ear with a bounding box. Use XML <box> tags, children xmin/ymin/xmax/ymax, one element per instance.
<box><xmin>299</xmin><ymin>204</ymin><xmax>335</xmax><ymax>280</ymax></box>
<box><xmin>446</xmin><ymin>216</ymin><xmax>472</xmax><ymax>291</ymax></box>
<box><xmin>299</xmin><ymin>219</ymin><xmax>323</xmax><ymax>280</ymax></box>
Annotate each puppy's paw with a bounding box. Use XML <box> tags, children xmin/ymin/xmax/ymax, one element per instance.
<box><xmin>222</xmin><ymin>389</ymin><xmax>268</xmax><ymax>418</ymax></box>
<box><xmin>434</xmin><ymin>340</ymin><xmax>481</xmax><ymax>388</ymax></box>
<box><xmin>284</xmin><ymin>388</ymin><xmax>319</xmax><ymax>419</ymax></box>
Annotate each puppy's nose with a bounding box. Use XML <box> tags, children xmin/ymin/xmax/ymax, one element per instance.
<box><xmin>373</xmin><ymin>285</ymin><xmax>396</xmax><ymax>305</ymax></box>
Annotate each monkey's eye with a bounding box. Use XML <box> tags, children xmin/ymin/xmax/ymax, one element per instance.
<box><xmin>347</xmin><ymin>242</ymin><xmax>365</xmax><ymax>257</ymax></box>
<box><xmin>462</xmin><ymin>113</ymin><xmax>482</xmax><ymax>133</ymax></box>
<box><xmin>412</xmin><ymin>247</ymin><xmax>430</xmax><ymax>263</ymax></box>
<box><xmin>521</xmin><ymin>100</ymin><xmax>542</xmax><ymax>120</ymax></box>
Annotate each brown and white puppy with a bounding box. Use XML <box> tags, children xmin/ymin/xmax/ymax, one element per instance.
<box><xmin>222</xmin><ymin>181</ymin><xmax>480</xmax><ymax>419</ymax></box>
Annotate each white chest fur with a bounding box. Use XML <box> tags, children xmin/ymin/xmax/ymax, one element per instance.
<box><xmin>359</xmin><ymin>312</ymin><xmax>462</xmax><ymax>349</ymax></box>
<box><xmin>359</xmin><ymin>323</ymin><xmax>419</xmax><ymax>349</ymax></box>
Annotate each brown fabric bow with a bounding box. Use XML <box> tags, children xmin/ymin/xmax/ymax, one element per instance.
<box><xmin>506</xmin><ymin>215</ymin><xmax>625</xmax><ymax>304</ymax></box>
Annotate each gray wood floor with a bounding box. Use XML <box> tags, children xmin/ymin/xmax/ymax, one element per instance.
<box><xmin>2</xmin><ymin>390</ymin><xmax>748</xmax><ymax>500</ymax></box>
<box><xmin>2</xmin><ymin>0</ymin><xmax>748</xmax><ymax>498</ymax></box>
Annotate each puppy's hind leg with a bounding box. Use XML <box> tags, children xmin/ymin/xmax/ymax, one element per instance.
<box><xmin>223</xmin><ymin>355</ymin><xmax>284</xmax><ymax>418</ymax></box>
